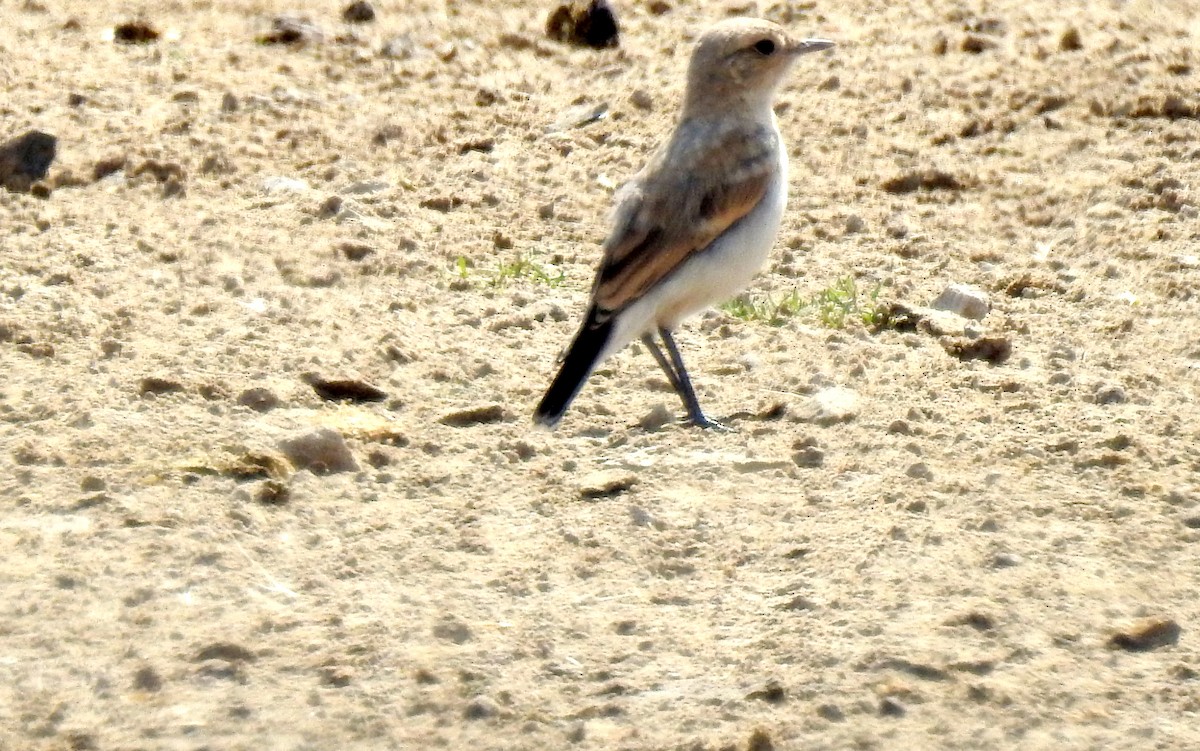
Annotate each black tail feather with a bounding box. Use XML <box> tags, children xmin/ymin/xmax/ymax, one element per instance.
<box><xmin>534</xmin><ymin>310</ymin><xmax>614</xmax><ymax>427</ymax></box>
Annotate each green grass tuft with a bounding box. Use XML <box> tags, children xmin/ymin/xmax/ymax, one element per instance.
<box><xmin>721</xmin><ymin>276</ymin><xmax>885</xmax><ymax>329</ymax></box>
<box><xmin>452</xmin><ymin>254</ymin><xmax>565</xmax><ymax>289</ymax></box>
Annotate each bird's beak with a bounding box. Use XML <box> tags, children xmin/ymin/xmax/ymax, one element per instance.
<box><xmin>789</xmin><ymin>38</ymin><xmax>835</xmax><ymax>56</ymax></box>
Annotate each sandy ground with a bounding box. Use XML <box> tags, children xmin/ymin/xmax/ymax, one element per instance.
<box><xmin>2</xmin><ymin>0</ymin><xmax>1199</xmax><ymax>748</ymax></box>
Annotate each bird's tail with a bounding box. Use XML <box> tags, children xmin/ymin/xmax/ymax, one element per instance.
<box><xmin>534</xmin><ymin>309</ymin><xmax>614</xmax><ymax>428</ymax></box>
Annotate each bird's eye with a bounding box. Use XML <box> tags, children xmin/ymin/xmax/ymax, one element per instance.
<box><xmin>753</xmin><ymin>39</ymin><xmax>776</xmax><ymax>56</ymax></box>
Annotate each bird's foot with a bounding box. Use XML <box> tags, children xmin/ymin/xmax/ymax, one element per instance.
<box><xmin>683</xmin><ymin>413</ymin><xmax>734</xmax><ymax>432</ymax></box>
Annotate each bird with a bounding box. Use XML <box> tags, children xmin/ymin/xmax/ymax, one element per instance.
<box><xmin>534</xmin><ymin>17</ymin><xmax>833</xmax><ymax>430</ymax></box>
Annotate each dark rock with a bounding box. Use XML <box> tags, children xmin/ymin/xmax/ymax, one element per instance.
<box><xmin>0</xmin><ymin>131</ymin><xmax>56</xmax><ymax>192</ymax></box>
<box><xmin>139</xmin><ymin>376</ymin><xmax>185</xmax><ymax>396</ymax></box>
<box><xmin>255</xmin><ymin>480</ymin><xmax>290</xmax><ymax>506</ymax></box>
<box><xmin>237</xmin><ymin>387</ymin><xmax>281</xmax><ymax>412</ymax></box>
<box><xmin>302</xmin><ymin>373</ymin><xmax>387</xmax><ymax>403</ymax></box>
<box><xmin>882</xmin><ymin>169</ymin><xmax>965</xmax><ymax>194</ymax></box>
<box><xmin>133</xmin><ymin>666</ymin><xmax>163</xmax><ymax>692</ymax></box>
<box><xmin>941</xmin><ymin>335</ymin><xmax>1012</xmax><ymax>364</ymax></box>
<box><xmin>747</xmin><ymin>729</ymin><xmax>775</xmax><ymax>751</ymax></box>
<box><xmin>194</xmin><ymin>642</ymin><xmax>256</xmax><ymax>663</ymax></box>
<box><xmin>342</xmin><ymin>1</ymin><xmax>375</xmax><ymax>23</ymax></box>
<box><xmin>439</xmin><ymin>404</ymin><xmax>507</xmax><ymax>427</ymax></box>
<box><xmin>277</xmin><ymin>428</ymin><xmax>358</xmax><ymax>474</ymax></box>
<box><xmin>1108</xmin><ymin>618</ymin><xmax>1181</xmax><ymax>652</ymax></box>
<box><xmin>114</xmin><ymin>21</ymin><xmax>159</xmax><ymax>44</ymax></box>
<box><xmin>92</xmin><ymin>155</ymin><xmax>127</xmax><ymax>181</ymax></box>
<box><xmin>258</xmin><ymin>16</ymin><xmax>323</xmax><ymax>45</ymax></box>
<box><xmin>545</xmin><ymin>0</ymin><xmax>620</xmax><ymax>50</ymax></box>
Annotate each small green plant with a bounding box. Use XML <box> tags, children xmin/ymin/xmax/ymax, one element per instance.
<box><xmin>450</xmin><ymin>254</ymin><xmax>566</xmax><ymax>289</ymax></box>
<box><xmin>489</xmin><ymin>254</ymin><xmax>565</xmax><ymax>288</ymax></box>
<box><xmin>721</xmin><ymin>276</ymin><xmax>885</xmax><ymax>329</ymax></box>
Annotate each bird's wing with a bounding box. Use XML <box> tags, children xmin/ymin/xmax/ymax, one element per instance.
<box><xmin>591</xmin><ymin>122</ymin><xmax>778</xmax><ymax>315</ymax></box>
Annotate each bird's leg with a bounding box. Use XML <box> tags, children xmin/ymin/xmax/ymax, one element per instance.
<box><xmin>658</xmin><ymin>327</ymin><xmax>730</xmax><ymax>431</ymax></box>
<box><xmin>640</xmin><ymin>333</ymin><xmax>683</xmax><ymax>394</ymax></box>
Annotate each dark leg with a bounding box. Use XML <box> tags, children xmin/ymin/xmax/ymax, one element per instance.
<box><xmin>640</xmin><ymin>334</ymin><xmax>682</xmax><ymax>393</ymax></box>
<box><xmin>658</xmin><ymin>328</ymin><xmax>730</xmax><ymax>431</ymax></box>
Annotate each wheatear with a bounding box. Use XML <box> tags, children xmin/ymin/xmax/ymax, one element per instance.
<box><xmin>534</xmin><ymin>18</ymin><xmax>833</xmax><ymax>429</ymax></box>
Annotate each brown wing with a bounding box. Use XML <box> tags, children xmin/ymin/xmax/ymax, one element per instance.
<box><xmin>591</xmin><ymin>122</ymin><xmax>778</xmax><ymax>314</ymax></box>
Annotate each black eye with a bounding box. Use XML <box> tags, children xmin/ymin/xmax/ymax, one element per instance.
<box><xmin>753</xmin><ymin>39</ymin><xmax>776</xmax><ymax>56</ymax></box>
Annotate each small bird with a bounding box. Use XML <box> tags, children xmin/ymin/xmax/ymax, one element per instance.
<box><xmin>534</xmin><ymin>18</ymin><xmax>833</xmax><ymax>429</ymax></box>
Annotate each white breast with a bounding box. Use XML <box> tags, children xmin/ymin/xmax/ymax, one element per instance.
<box><xmin>601</xmin><ymin>128</ymin><xmax>788</xmax><ymax>360</ymax></box>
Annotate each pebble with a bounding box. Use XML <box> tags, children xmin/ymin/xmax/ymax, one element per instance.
<box><xmin>796</xmin><ymin>387</ymin><xmax>859</xmax><ymax>425</ymax></box>
<box><xmin>545</xmin><ymin>0</ymin><xmax>620</xmax><ymax>50</ymax></box>
<box><xmin>906</xmin><ymin>462</ymin><xmax>933</xmax><ymax>481</ymax></box>
<box><xmin>342</xmin><ymin>1</ymin><xmax>375</xmax><ymax>23</ymax></box>
<box><xmin>237</xmin><ymin>387</ymin><xmax>280</xmax><ymax>412</ymax></box>
<box><xmin>277</xmin><ymin>427</ymin><xmax>359</xmax><ymax>474</ymax></box>
<box><xmin>1107</xmin><ymin>618</ymin><xmax>1181</xmax><ymax>652</ymax></box>
<box><xmin>638</xmin><ymin>403</ymin><xmax>674</xmax><ymax>431</ymax></box>
<box><xmin>578</xmin><ymin>470</ymin><xmax>637</xmax><ymax>499</ymax></box>
<box><xmin>139</xmin><ymin>376</ymin><xmax>185</xmax><ymax>396</ymax></box>
<box><xmin>931</xmin><ymin>283</ymin><xmax>990</xmax><ymax>320</ymax></box>
<box><xmin>432</xmin><ymin>617</ymin><xmax>472</xmax><ymax>644</ymax></box>
<box><xmin>0</xmin><ymin>130</ymin><xmax>56</xmax><ymax>192</ymax></box>
<box><xmin>464</xmin><ymin>696</ymin><xmax>499</xmax><ymax>720</ymax></box>
<box><xmin>258</xmin><ymin>16</ymin><xmax>323</xmax><ymax>45</ymax></box>
<box><xmin>439</xmin><ymin>404</ymin><xmax>507</xmax><ymax>427</ymax></box>
<box><xmin>792</xmin><ymin>446</ymin><xmax>825</xmax><ymax>468</ymax></box>
<box><xmin>113</xmin><ymin>21</ymin><xmax>159</xmax><ymax>44</ymax></box>
<box><xmin>1093</xmin><ymin>382</ymin><xmax>1128</xmax><ymax>405</ymax></box>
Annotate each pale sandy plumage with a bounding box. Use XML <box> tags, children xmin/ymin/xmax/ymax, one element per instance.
<box><xmin>535</xmin><ymin>18</ymin><xmax>833</xmax><ymax>429</ymax></box>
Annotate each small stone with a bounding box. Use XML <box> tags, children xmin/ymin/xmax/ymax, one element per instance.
<box><xmin>255</xmin><ymin>480</ymin><xmax>290</xmax><ymax>505</ymax></box>
<box><xmin>796</xmin><ymin>387</ymin><xmax>859</xmax><ymax>425</ymax></box>
<box><xmin>277</xmin><ymin>428</ymin><xmax>358</xmax><ymax>474</ymax></box>
<box><xmin>439</xmin><ymin>404</ymin><xmax>507</xmax><ymax>427</ymax></box>
<box><xmin>746</xmin><ymin>681</ymin><xmax>786</xmax><ymax>704</ymax></box>
<box><xmin>432</xmin><ymin>617</ymin><xmax>472</xmax><ymax>644</ymax></box>
<box><xmin>844</xmin><ymin>214</ymin><xmax>866</xmax><ymax>234</ymax></box>
<box><xmin>792</xmin><ymin>446</ymin><xmax>825</xmax><ymax>468</ymax></box>
<box><xmin>941</xmin><ymin>335</ymin><xmax>1012</xmax><ymax>364</ymax></box>
<box><xmin>747</xmin><ymin>729</ymin><xmax>775</xmax><ymax>751</ymax></box>
<box><xmin>221</xmin><ymin>92</ymin><xmax>239</xmax><ymax>112</ymax></box>
<box><xmin>816</xmin><ymin>703</ymin><xmax>844</xmax><ymax>721</ymax></box>
<box><xmin>93</xmin><ymin>155</ymin><xmax>127</xmax><ymax>181</ymax></box>
<box><xmin>545</xmin><ymin>0</ymin><xmax>620</xmax><ymax>50</ymax></box>
<box><xmin>237</xmin><ymin>387</ymin><xmax>280</xmax><ymax>412</ymax></box>
<box><xmin>258</xmin><ymin>16</ymin><xmax>323</xmax><ymax>45</ymax></box>
<box><xmin>1108</xmin><ymin>618</ymin><xmax>1181</xmax><ymax>652</ymax></box>
<box><xmin>464</xmin><ymin>696</ymin><xmax>499</xmax><ymax>720</ymax></box>
<box><xmin>879</xmin><ymin>696</ymin><xmax>906</xmax><ymax>717</ymax></box>
<box><xmin>629</xmin><ymin>88</ymin><xmax>653</xmax><ymax>111</ymax></box>
<box><xmin>194</xmin><ymin>642</ymin><xmax>256</xmax><ymax>663</ymax></box>
<box><xmin>1060</xmin><ymin>27</ymin><xmax>1083</xmax><ymax>51</ymax></box>
<box><xmin>1093</xmin><ymin>382</ymin><xmax>1128</xmax><ymax>405</ymax></box>
<box><xmin>931</xmin><ymin>283</ymin><xmax>990</xmax><ymax>320</ymax></box>
<box><xmin>0</xmin><ymin>130</ymin><xmax>56</xmax><ymax>192</ymax></box>
<box><xmin>638</xmin><ymin>403</ymin><xmax>673</xmax><ymax>431</ymax></box>
<box><xmin>961</xmin><ymin>34</ymin><xmax>996</xmax><ymax>54</ymax></box>
<box><xmin>113</xmin><ymin>21</ymin><xmax>159</xmax><ymax>44</ymax></box>
<box><xmin>133</xmin><ymin>666</ymin><xmax>163</xmax><ymax>692</ymax></box>
<box><xmin>906</xmin><ymin>462</ymin><xmax>933</xmax><ymax>481</ymax></box>
<box><xmin>579</xmin><ymin>470</ymin><xmax>636</xmax><ymax>499</ymax></box>
<box><xmin>990</xmin><ymin>552</ymin><xmax>1021</xmax><ymax>568</ymax></box>
<box><xmin>80</xmin><ymin>475</ymin><xmax>106</xmax><ymax>492</ymax></box>
<box><xmin>139</xmin><ymin>376</ymin><xmax>185</xmax><ymax>396</ymax></box>
<box><xmin>302</xmin><ymin>374</ymin><xmax>386</xmax><ymax>403</ymax></box>
<box><xmin>342</xmin><ymin>1</ymin><xmax>375</xmax><ymax>23</ymax></box>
